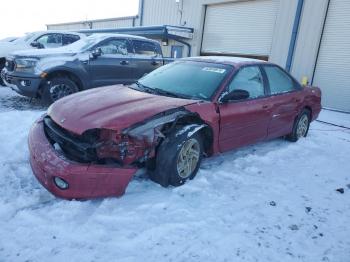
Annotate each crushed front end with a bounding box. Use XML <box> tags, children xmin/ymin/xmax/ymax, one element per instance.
<box><xmin>29</xmin><ymin>116</ymin><xmax>140</xmax><ymax>199</ymax></box>
<box><xmin>29</xmin><ymin>108</ymin><xmax>196</xmax><ymax>199</ymax></box>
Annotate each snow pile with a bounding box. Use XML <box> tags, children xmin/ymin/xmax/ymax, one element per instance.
<box><xmin>0</xmin><ymin>87</ymin><xmax>349</xmax><ymax>261</ymax></box>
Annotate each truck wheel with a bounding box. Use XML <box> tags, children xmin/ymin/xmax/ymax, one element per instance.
<box><xmin>286</xmin><ymin>109</ymin><xmax>310</xmax><ymax>142</ymax></box>
<box><xmin>0</xmin><ymin>58</ymin><xmax>5</xmax><ymax>86</ymax></box>
<box><xmin>42</xmin><ymin>77</ymin><xmax>79</xmax><ymax>104</ymax></box>
<box><xmin>148</xmin><ymin>125</ymin><xmax>204</xmax><ymax>187</ymax></box>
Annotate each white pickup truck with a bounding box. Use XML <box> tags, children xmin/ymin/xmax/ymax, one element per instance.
<box><xmin>0</xmin><ymin>31</ymin><xmax>85</xmax><ymax>85</ymax></box>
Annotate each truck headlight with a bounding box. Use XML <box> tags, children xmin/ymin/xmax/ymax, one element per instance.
<box><xmin>15</xmin><ymin>58</ymin><xmax>38</xmax><ymax>72</ymax></box>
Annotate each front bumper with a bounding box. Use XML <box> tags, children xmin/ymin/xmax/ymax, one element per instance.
<box><xmin>28</xmin><ymin>119</ymin><xmax>138</xmax><ymax>199</ymax></box>
<box><xmin>1</xmin><ymin>69</ymin><xmax>42</xmax><ymax>98</ymax></box>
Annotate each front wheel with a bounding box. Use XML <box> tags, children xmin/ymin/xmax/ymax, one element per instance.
<box><xmin>287</xmin><ymin>109</ymin><xmax>311</xmax><ymax>142</ymax></box>
<box><xmin>42</xmin><ymin>77</ymin><xmax>79</xmax><ymax>105</ymax></box>
<box><xmin>148</xmin><ymin>125</ymin><xmax>204</xmax><ymax>187</ymax></box>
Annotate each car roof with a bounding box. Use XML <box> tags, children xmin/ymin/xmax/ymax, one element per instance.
<box><xmin>184</xmin><ymin>56</ymin><xmax>271</xmax><ymax>66</ymax></box>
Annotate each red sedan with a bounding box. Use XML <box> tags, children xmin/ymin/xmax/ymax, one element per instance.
<box><xmin>28</xmin><ymin>56</ymin><xmax>322</xmax><ymax>199</ymax></box>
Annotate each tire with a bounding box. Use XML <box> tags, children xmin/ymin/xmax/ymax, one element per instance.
<box><xmin>42</xmin><ymin>77</ymin><xmax>79</xmax><ymax>105</ymax></box>
<box><xmin>286</xmin><ymin>109</ymin><xmax>311</xmax><ymax>142</ymax></box>
<box><xmin>0</xmin><ymin>58</ymin><xmax>5</xmax><ymax>86</ymax></box>
<box><xmin>148</xmin><ymin>125</ymin><xmax>204</xmax><ymax>187</ymax></box>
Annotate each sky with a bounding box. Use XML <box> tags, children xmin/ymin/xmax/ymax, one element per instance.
<box><xmin>0</xmin><ymin>0</ymin><xmax>139</xmax><ymax>39</ymax></box>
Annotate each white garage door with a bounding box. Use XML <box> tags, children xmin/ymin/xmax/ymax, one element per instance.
<box><xmin>201</xmin><ymin>0</ymin><xmax>279</xmax><ymax>58</ymax></box>
<box><xmin>313</xmin><ymin>0</ymin><xmax>350</xmax><ymax>112</ymax></box>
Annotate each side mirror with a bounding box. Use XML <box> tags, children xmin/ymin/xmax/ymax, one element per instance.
<box><xmin>30</xmin><ymin>42</ymin><xmax>44</xmax><ymax>49</ymax></box>
<box><xmin>220</xmin><ymin>89</ymin><xmax>250</xmax><ymax>103</ymax></box>
<box><xmin>91</xmin><ymin>48</ymin><xmax>102</xmax><ymax>58</ymax></box>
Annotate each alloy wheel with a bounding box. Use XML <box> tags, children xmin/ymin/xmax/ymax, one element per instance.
<box><xmin>50</xmin><ymin>84</ymin><xmax>76</xmax><ymax>101</ymax></box>
<box><xmin>177</xmin><ymin>138</ymin><xmax>201</xmax><ymax>179</ymax></box>
<box><xmin>296</xmin><ymin>114</ymin><xmax>309</xmax><ymax>138</ymax></box>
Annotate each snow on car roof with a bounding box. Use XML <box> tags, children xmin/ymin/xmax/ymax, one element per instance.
<box><xmin>186</xmin><ymin>56</ymin><xmax>268</xmax><ymax>66</ymax></box>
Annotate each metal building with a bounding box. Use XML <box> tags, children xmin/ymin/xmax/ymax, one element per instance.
<box><xmin>47</xmin><ymin>0</ymin><xmax>350</xmax><ymax>112</ymax></box>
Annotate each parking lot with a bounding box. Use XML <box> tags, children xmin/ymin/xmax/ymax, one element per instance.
<box><xmin>0</xmin><ymin>86</ymin><xmax>349</xmax><ymax>261</ymax></box>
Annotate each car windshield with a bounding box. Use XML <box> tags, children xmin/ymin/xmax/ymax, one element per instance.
<box><xmin>13</xmin><ymin>32</ymin><xmax>35</xmax><ymax>43</ymax></box>
<box><xmin>57</xmin><ymin>34</ymin><xmax>106</xmax><ymax>52</ymax></box>
<box><xmin>136</xmin><ymin>61</ymin><xmax>232</xmax><ymax>100</ymax></box>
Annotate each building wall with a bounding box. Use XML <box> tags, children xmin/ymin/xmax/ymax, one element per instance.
<box><xmin>47</xmin><ymin>17</ymin><xmax>136</xmax><ymax>30</ymax></box>
<box><xmin>140</xmin><ymin>0</ymin><xmax>297</xmax><ymax>67</ymax></box>
<box><xmin>291</xmin><ymin>0</ymin><xmax>329</xmax><ymax>83</ymax></box>
<box><xmin>47</xmin><ymin>0</ymin><xmax>329</xmax><ymax>82</ymax></box>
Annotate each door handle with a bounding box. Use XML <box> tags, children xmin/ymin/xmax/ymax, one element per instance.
<box><xmin>262</xmin><ymin>105</ymin><xmax>270</xmax><ymax>109</ymax></box>
<box><xmin>151</xmin><ymin>61</ymin><xmax>159</xmax><ymax>66</ymax></box>
<box><xmin>120</xmin><ymin>60</ymin><xmax>129</xmax><ymax>65</ymax></box>
<box><xmin>294</xmin><ymin>98</ymin><xmax>301</xmax><ymax>103</ymax></box>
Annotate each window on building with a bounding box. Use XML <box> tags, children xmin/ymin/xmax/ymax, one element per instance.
<box><xmin>228</xmin><ymin>66</ymin><xmax>265</xmax><ymax>99</ymax></box>
<box><xmin>132</xmin><ymin>40</ymin><xmax>161</xmax><ymax>57</ymax></box>
<box><xmin>263</xmin><ymin>66</ymin><xmax>296</xmax><ymax>94</ymax></box>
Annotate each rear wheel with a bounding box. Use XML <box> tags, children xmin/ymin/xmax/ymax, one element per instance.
<box><xmin>42</xmin><ymin>77</ymin><xmax>79</xmax><ymax>105</ymax></box>
<box><xmin>287</xmin><ymin>109</ymin><xmax>310</xmax><ymax>142</ymax></box>
<box><xmin>148</xmin><ymin>126</ymin><xmax>204</xmax><ymax>187</ymax></box>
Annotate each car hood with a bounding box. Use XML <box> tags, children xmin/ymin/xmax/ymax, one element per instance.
<box><xmin>48</xmin><ymin>85</ymin><xmax>199</xmax><ymax>134</ymax></box>
<box><xmin>13</xmin><ymin>48</ymin><xmax>77</xmax><ymax>58</ymax></box>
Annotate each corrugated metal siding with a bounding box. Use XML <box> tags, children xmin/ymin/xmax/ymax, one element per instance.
<box><xmin>93</xmin><ymin>18</ymin><xmax>134</xmax><ymax>29</ymax></box>
<box><xmin>291</xmin><ymin>0</ymin><xmax>329</xmax><ymax>83</ymax></box>
<box><xmin>48</xmin><ymin>23</ymin><xmax>90</xmax><ymax>30</ymax></box>
<box><xmin>142</xmin><ymin>0</ymin><xmax>181</xmax><ymax>26</ymax></box>
<box><xmin>312</xmin><ymin>0</ymin><xmax>350</xmax><ymax>112</ymax></box>
<box><xmin>47</xmin><ymin>17</ymin><xmax>136</xmax><ymax>31</ymax></box>
<box><xmin>201</xmin><ymin>0</ymin><xmax>279</xmax><ymax>56</ymax></box>
<box><xmin>269</xmin><ymin>0</ymin><xmax>298</xmax><ymax>66</ymax></box>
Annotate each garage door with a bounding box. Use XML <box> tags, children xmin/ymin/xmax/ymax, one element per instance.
<box><xmin>312</xmin><ymin>0</ymin><xmax>350</xmax><ymax>112</ymax></box>
<box><xmin>201</xmin><ymin>0</ymin><xmax>279</xmax><ymax>59</ymax></box>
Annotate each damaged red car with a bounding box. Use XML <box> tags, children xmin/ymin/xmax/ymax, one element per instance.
<box><xmin>28</xmin><ymin>56</ymin><xmax>322</xmax><ymax>199</ymax></box>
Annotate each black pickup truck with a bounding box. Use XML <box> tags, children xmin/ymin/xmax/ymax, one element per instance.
<box><xmin>1</xmin><ymin>34</ymin><xmax>172</xmax><ymax>104</ymax></box>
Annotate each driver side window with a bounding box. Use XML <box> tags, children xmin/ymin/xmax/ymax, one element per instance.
<box><xmin>36</xmin><ymin>34</ymin><xmax>63</xmax><ymax>48</ymax></box>
<box><xmin>228</xmin><ymin>66</ymin><xmax>265</xmax><ymax>99</ymax></box>
<box><xmin>97</xmin><ymin>39</ymin><xmax>131</xmax><ymax>56</ymax></box>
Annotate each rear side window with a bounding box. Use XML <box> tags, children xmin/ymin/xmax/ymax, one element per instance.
<box><xmin>132</xmin><ymin>40</ymin><xmax>161</xmax><ymax>57</ymax></box>
<box><xmin>228</xmin><ymin>66</ymin><xmax>265</xmax><ymax>99</ymax></box>
<box><xmin>264</xmin><ymin>66</ymin><xmax>296</xmax><ymax>95</ymax></box>
<box><xmin>63</xmin><ymin>34</ymin><xmax>80</xmax><ymax>45</ymax></box>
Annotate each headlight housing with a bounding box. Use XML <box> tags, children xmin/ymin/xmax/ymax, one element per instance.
<box><xmin>15</xmin><ymin>58</ymin><xmax>38</xmax><ymax>72</ymax></box>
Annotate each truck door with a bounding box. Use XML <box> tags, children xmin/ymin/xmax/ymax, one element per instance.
<box><xmin>131</xmin><ymin>40</ymin><xmax>163</xmax><ymax>80</ymax></box>
<box><xmin>88</xmin><ymin>38</ymin><xmax>134</xmax><ymax>87</ymax></box>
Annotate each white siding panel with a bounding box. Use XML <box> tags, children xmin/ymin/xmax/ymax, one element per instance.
<box><xmin>201</xmin><ymin>0</ymin><xmax>279</xmax><ymax>56</ymax></box>
<box><xmin>313</xmin><ymin>0</ymin><xmax>350</xmax><ymax>112</ymax></box>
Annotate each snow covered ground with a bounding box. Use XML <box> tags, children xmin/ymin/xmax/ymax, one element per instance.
<box><xmin>0</xmin><ymin>86</ymin><xmax>349</xmax><ymax>262</ymax></box>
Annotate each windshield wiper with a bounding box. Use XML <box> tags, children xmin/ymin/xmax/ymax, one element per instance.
<box><xmin>152</xmin><ymin>88</ymin><xmax>191</xmax><ymax>99</ymax></box>
<box><xmin>131</xmin><ymin>81</ymin><xmax>154</xmax><ymax>94</ymax></box>
<box><xmin>133</xmin><ymin>82</ymin><xmax>191</xmax><ymax>99</ymax></box>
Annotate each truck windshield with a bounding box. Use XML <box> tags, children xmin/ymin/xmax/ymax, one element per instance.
<box><xmin>137</xmin><ymin>61</ymin><xmax>232</xmax><ymax>100</ymax></box>
<box><xmin>56</xmin><ymin>34</ymin><xmax>107</xmax><ymax>52</ymax></box>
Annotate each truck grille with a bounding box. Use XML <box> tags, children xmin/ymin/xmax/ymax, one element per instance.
<box><xmin>5</xmin><ymin>59</ymin><xmax>15</xmax><ymax>71</ymax></box>
<box><xmin>43</xmin><ymin>116</ymin><xmax>98</xmax><ymax>163</ymax></box>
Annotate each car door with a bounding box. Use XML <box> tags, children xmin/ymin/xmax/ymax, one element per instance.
<box><xmin>88</xmin><ymin>38</ymin><xmax>134</xmax><ymax>87</ymax></box>
<box><xmin>261</xmin><ymin>65</ymin><xmax>303</xmax><ymax>139</ymax></box>
<box><xmin>218</xmin><ymin>65</ymin><xmax>271</xmax><ymax>152</ymax></box>
<box><xmin>131</xmin><ymin>40</ymin><xmax>163</xmax><ymax>80</ymax></box>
